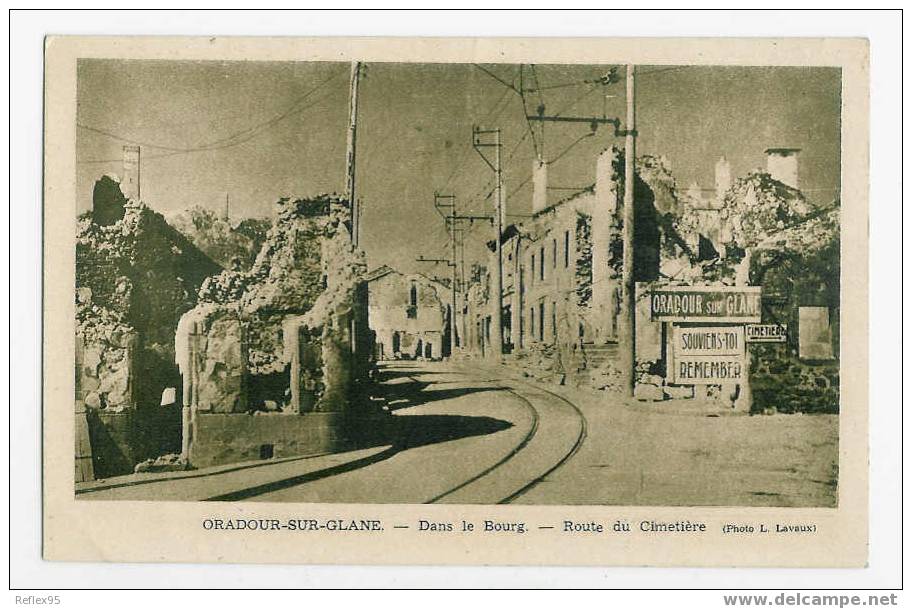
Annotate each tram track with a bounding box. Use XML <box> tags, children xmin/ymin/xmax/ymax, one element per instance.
<box><xmin>425</xmin><ymin>367</ymin><xmax>589</xmax><ymax>505</ymax></box>
<box><xmin>203</xmin><ymin>364</ymin><xmax>588</xmax><ymax>504</ymax></box>
<box><xmin>425</xmin><ymin>387</ymin><xmax>541</xmax><ymax>503</ymax></box>
<box><xmin>494</xmin><ymin>381</ymin><xmax>589</xmax><ymax>504</ymax></box>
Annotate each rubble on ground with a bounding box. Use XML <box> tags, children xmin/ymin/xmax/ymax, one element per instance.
<box><xmin>133</xmin><ymin>453</ymin><xmax>189</xmax><ymax>473</ymax></box>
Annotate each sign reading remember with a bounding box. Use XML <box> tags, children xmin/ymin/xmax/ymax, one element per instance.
<box><xmin>673</xmin><ymin>326</ymin><xmax>745</xmax><ymax>384</ymax></box>
<box><xmin>650</xmin><ymin>286</ymin><xmax>761</xmax><ymax>323</ymax></box>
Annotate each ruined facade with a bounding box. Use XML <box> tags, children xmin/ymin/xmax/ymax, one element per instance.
<box><xmin>465</xmin><ymin>147</ymin><xmax>683</xmax><ymax>387</ymax></box>
<box><xmin>75</xmin><ymin>175</ymin><xmax>221</xmax><ymax>476</ymax></box>
<box><xmin>175</xmin><ymin>195</ymin><xmax>374</xmax><ymax>468</ymax></box>
<box><xmin>463</xmin><ymin>146</ymin><xmax>840</xmax><ymax>413</ymax></box>
<box><xmin>365</xmin><ymin>266</ymin><xmax>449</xmax><ymax>361</ymax></box>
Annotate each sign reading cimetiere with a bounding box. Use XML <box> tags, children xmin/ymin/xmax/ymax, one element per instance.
<box><xmin>673</xmin><ymin>326</ymin><xmax>745</xmax><ymax>384</ymax></box>
<box><xmin>746</xmin><ymin>323</ymin><xmax>787</xmax><ymax>343</ymax></box>
<box><xmin>650</xmin><ymin>286</ymin><xmax>761</xmax><ymax>323</ymax></box>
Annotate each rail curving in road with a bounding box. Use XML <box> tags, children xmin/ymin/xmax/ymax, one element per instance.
<box><xmin>425</xmin><ymin>367</ymin><xmax>589</xmax><ymax>505</ymax></box>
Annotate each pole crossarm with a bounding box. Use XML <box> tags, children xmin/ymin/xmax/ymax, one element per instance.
<box><xmin>472</xmin><ymin>125</ymin><xmax>501</xmax><ymax>172</ymax></box>
<box><xmin>526</xmin><ymin>114</ymin><xmax>635</xmax><ymax>137</ymax></box>
<box><xmin>416</xmin><ymin>256</ymin><xmax>456</xmax><ymax>268</ymax></box>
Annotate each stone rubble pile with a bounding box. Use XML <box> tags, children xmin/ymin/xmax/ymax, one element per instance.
<box><xmin>178</xmin><ymin>194</ymin><xmax>369</xmax><ymax>414</ymax></box>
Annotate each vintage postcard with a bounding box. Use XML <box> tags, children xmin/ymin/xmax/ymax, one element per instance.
<box><xmin>43</xmin><ymin>36</ymin><xmax>869</xmax><ymax>566</ymax></box>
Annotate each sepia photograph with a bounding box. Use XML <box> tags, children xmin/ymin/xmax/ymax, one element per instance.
<box><xmin>6</xmin><ymin>3</ymin><xmax>901</xmax><ymax>593</ymax></box>
<box><xmin>71</xmin><ymin>58</ymin><xmax>843</xmax><ymax>508</ymax></box>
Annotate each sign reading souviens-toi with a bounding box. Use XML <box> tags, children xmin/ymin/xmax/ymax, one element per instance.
<box><xmin>673</xmin><ymin>325</ymin><xmax>745</xmax><ymax>384</ymax></box>
<box><xmin>650</xmin><ymin>286</ymin><xmax>762</xmax><ymax>323</ymax></box>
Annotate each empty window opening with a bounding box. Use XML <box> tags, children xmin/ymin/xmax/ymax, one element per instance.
<box><xmin>540</xmin><ymin>246</ymin><xmax>545</xmax><ymax>281</ymax></box>
<box><xmin>407</xmin><ymin>282</ymin><xmax>418</xmax><ymax>319</ymax></box>
<box><xmin>551</xmin><ymin>301</ymin><xmax>557</xmax><ymax>342</ymax></box>
<box><xmin>538</xmin><ymin>302</ymin><xmax>545</xmax><ymax>341</ymax></box>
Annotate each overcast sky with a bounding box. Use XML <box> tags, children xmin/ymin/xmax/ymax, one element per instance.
<box><xmin>77</xmin><ymin>60</ymin><xmax>841</xmax><ymax>274</ymax></box>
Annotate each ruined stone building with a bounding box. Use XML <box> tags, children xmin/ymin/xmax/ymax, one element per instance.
<box><xmin>76</xmin><ymin>169</ymin><xmax>221</xmax><ymax>477</ymax></box>
<box><xmin>365</xmin><ymin>266</ymin><xmax>450</xmax><ymax>361</ymax></box>
<box><xmin>463</xmin><ymin>146</ymin><xmax>840</xmax><ymax>413</ymax></box>
<box><xmin>465</xmin><ymin>147</ymin><xmax>682</xmax><ymax>381</ymax></box>
<box><xmin>77</xmin><ymin>146</ymin><xmax>376</xmax><ymax>477</ymax></box>
<box><xmin>168</xmin><ymin>206</ymin><xmax>271</xmax><ymax>272</ymax></box>
<box><xmin>175</xmin><ymin>194</ymin><xmax>374</xmax><ymax>469</ymax></box>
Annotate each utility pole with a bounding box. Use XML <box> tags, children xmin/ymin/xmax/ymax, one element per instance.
<box><xmin>415</xmin><ymin>254</ymin><xmax>456</xmax><ymax>354</ymax></box>
<box><xmin>472</xmin><ymin>127</ymin><xmax>505</xmax><ymax>357</ymax></box>
<box><xmin>619</xmin><ymin>64</ymin><xmax>637</xmax><ymax>397</ymax></box>
<box><xmin>433</xmin><ymin>193</ymin><xmax>460</xmax><ymax>355</ymax></box>
<box><xmin>345</xmin><ymin>61</ymin><xmax>362</xmax><ymax>248</ymax></box>
<box><xmin>427</xmin><ymin>194</ymin><xmax>492</xmax><ymax>356</ymax></box>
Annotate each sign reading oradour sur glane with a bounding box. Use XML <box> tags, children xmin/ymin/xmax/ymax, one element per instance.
<box><xmin>673</xmin><ymin>326</ymin><xmax>745</xmax><ymax>384</ymax></box>
<box><xmin>650</xmin><ymin>286</ymin><xmax>762</xmax><ymax>323</ymax></box>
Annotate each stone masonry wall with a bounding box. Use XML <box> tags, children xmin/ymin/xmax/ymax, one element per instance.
<box><xmin>76</xmin><ymin>177</ymin><xmax>221</xmax><ymax>475</ymax></box>
<box><xmin>176</xmin><ymin>195</ymin><xmax>372</xmax><ymax>468</ymax></box>
<box><xmin>189</xmin><ymin>412</ymin><xmax>349</xmax><ymax>469</ymax></box>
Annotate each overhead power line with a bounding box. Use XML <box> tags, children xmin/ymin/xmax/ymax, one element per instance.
<box><xmin>77</xmin><ymin>68</ymin><xmax>346</xmax><ymax>163</ymax></box>
<box><xmin>439</xmin><ymin>87</ymin><xmax>513</xmax><ymax>193</ymax></box>
<box><xmin>471</xmin><ymin>64</ymin><xmax>520</xmax><ymax>95</ymax></box>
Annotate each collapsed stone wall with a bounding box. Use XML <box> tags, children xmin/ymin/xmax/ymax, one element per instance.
<box><xmin>76</xmin><ymin>176</ymin><xmax>221</xmax><ymax>475</ymax></box>
<box><xmin>178</xmin><ymin>194</ymin><xmax>370</xmax><ymax>420</ymax></box>
<box><xmin>631</xmin><ymin>175</ymin><xmax>840</xmax><ymax>412</ymax></box>
<box><xmin>746</xmin><ymin>206</ymin><xmax>840</xmax><ymax>413</ymax></box>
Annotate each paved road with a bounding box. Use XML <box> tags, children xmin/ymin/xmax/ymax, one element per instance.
<box><xmin>78</xmin><ymin>360</ymin><xmax>837</xmax><ymax>506</ymax></box>
<box><xmin>246</xmin><ymin>361</ymin><xmax>586</xmax><ymax>504</ymax></box>
<box><xmin>79</xmin><ymin>361</ymin><xmax>588</xmax><ymax>503</ymax></box>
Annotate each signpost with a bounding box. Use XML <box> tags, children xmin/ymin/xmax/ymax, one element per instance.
<box><xmin>650</xmin><ymin>286</ymin><xmax>761</xmax><ymax>323</ymax></box>
<box><xmin>672</xmin><ymin>325</ymin><xmax>746</xmax><ymax>385</ymax></box>
<box><xmin>745</xmin><ymin>323</ymin><xmax>787</xmax><ymax>343</ymax></box>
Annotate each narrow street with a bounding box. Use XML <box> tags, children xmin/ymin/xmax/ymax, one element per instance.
<box><xmin>78</xmin><ymin>360</ymin><xmax>837</xmax><ymax>506</ymax></box>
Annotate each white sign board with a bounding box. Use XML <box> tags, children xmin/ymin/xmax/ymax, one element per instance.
<box><xmin>650</xmin><ymin>286</ymin><xmax>762</xmax><ymax>323</ymax></box>
<box><xmin>673</xmin><ymin>326</ymin><xmax>745</xmax><ymax>384</ymax></box>
<box><xmin>746</xmin><ymin>323</ymin><xmax>787</xmax><ymax>343</ymax></box>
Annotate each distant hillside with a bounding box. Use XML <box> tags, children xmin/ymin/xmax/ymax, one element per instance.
<box><xmin>168</xmin><ymin>206</ymin><xmax>271</xmax><ymax>271</ymax></box>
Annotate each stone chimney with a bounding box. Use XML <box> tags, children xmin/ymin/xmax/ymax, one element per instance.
<box><xmin>121</xmin><ymin>145</ymin><xmax>141</xmax><ymax>201</ymax></box>
<box><xmin>714</xmin><ymin>156</ymin><xmax>731</xmax><ymax>199</ymax></box>
<box><xmin>532</xmin><ymin>158</ymin><xmax>548</xmax><ymax>214</ymax></box>
<box><xmin>765</xmin><ymin>148</ymin><xmax>800</xmax><ymax>189</ymax></box>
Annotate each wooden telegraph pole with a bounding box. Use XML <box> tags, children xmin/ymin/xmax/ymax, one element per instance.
<box><xmin>427</xmin><ymin>194</ymin><xmax>492</xmax><ymax>357</ymax></box>
<box><xmin>345</xmin><ymin>61</ymin><xmax>362</xmax><ymax>248</ymax></box>
<box><xmin>619</xmin><ymin>64</ymin><xmax>637</xmax><ymax>397</ymax></box>
<box><xmin>432</xmin><ymin>193</ymin><xmax>460</xmax><ymax>356</ymax></box>
<box><xmin>472</xmin><ymin>126</ymin><xmax>505</xmax><ymax>357</ymax></box>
